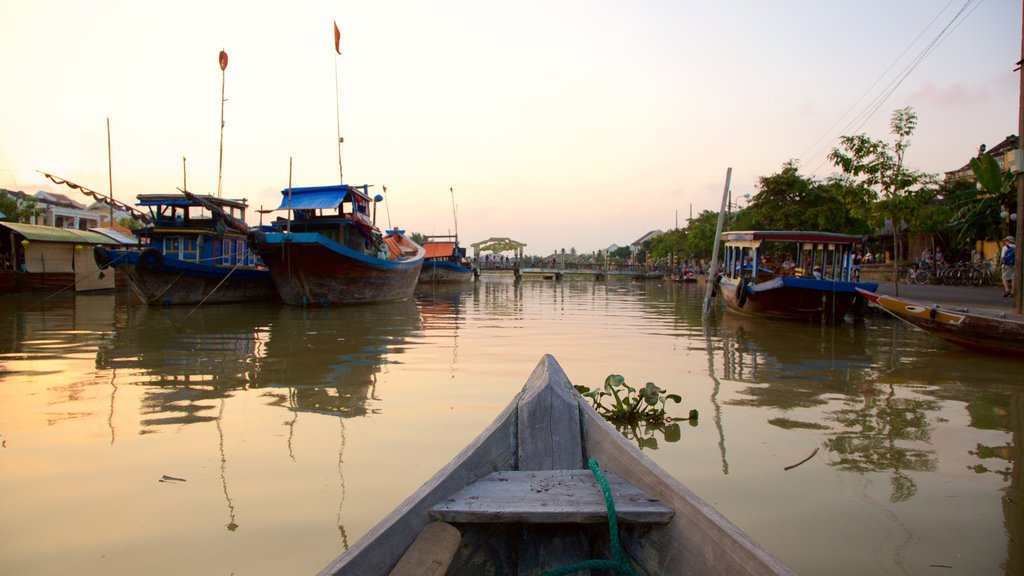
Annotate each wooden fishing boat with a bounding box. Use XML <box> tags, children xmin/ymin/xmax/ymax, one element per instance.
<box><xmin>319</xmin><ymin>355</ymin><xmax>795</xmax><ymax>576</ymax></box>
<box><xmin>94</xmin><ymin>193</ymin><xmax>278</xmax><ymax>305</ymax></box>
<box><xmin>856</xmin><ymin>288</ymin><xmax>1024</xmax><ymax>355</ymax></box>
<box><xmin>250</xmin><ymin>184</ymin><xmax>424</xmax><ymax>306</ymax></box>
<box><xmin>716</xmin><ymin>230</ymin><xmax>878</xmax><ymax>322</ymax></box>
<box><xmin>419</xmin><ymin>235</ymin><xmax>476</xmax><ymax>284</ymax></box>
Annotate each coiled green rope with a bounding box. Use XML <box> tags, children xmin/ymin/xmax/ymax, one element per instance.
<box><xmin>541</xmin><ymin>458</ymin><xmax>638</xmax><ymax>576</ymax></box>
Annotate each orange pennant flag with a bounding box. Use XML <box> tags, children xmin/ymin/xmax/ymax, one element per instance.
<box><xmin>333</xmin><ymin>21</ymin><xmax>341</xmax><ymax>54</ymax></box>
<box><xmin>219</xmin><ymin>50</ymin><xmax>228</xmax><ymax>71</ymax></box>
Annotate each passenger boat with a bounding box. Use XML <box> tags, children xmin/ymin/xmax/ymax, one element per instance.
<box><xmin>93</xmin><ymin>193</ymin><xmax>277</xmax><ymax>305</ymax></box>
<box><xmin>856</xmin><ymin>288</ymin><xmax>1024</xmax><ymax>355</ymax></box>
<box><xmin>319</xmin><ymin>355</ymin><xmax>795</xmax><ymax>576</ymax></box>
<box><xmin>418</xmin><ymin>235</ymin><xmax>476</xmax><ymax>284</ymax></box>
<box><xmin>249</xmin><ymin>184</ymin><xmax>424</xmax><ymax>306</ymax></box>
<box><xmin>716</xmin><ymin>230</ymin><xmax>878</xmax><ymax>322</ymax></box>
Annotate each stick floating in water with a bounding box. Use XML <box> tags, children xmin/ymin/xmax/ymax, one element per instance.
<box><xmin>783</xmin><ymin>447</ymin><xmax>819</xmax><ymax>471</ymax></box>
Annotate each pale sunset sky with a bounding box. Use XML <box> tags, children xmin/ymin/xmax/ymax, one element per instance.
<box><xmin>0</xmin><ymin>0</ymin><xmax>1019</xmax><ymax>255</ymax></box>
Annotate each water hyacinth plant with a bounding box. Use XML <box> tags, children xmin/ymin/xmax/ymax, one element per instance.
<box><xmin>574</xmin><ymin>374</ymin><xmax>696</xmax><ymax>450</ymax></box>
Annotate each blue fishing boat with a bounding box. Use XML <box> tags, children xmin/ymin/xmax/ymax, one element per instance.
<box><xmin>419</xmin><ymin>235</ymin><xmax>476</xmax><ymax>284</ymax></box>
<box><xmin>249</xmin><ymin>184</ymin><xmax>424</xmax><ymax>306</ymax></box>
<box><xmin>715</xmin><ymin>230</ymin><xmax>878</xmax><ymax>322</ymax></box>
<box><xmin>94</xmin><ymin>193</ymin><xmax>278</xmax><ymax>305</ymax></box>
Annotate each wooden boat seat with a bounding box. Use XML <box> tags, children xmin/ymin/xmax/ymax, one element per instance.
<box><xmin>428</xmin><ymin>469</ymin><xmax>674</xmax><ymax>525</ymax></box>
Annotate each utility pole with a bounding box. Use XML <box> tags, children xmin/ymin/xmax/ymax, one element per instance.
<box><xmin>1016</xmin><ymin>3</ymin><xmax>1023</xmax><ymax>314</ymax></box>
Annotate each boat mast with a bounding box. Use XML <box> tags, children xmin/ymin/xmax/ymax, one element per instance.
<box><xmin>106</xmin><ymin>118</ymin><xmax>113</xmax><ymax>226</ymax></box>
<box><xmin>218</xmin><ymin>49</ymin><xmax>228</xmax><ymax>198</ymax></box>
<box><xmin>702</xmin><ymin>167</ymin><xmax>732</xmax><ymax>320</ymax></box>
<box><xmin>450</xmin><ymin>187</ymin><xmax>459</xmax><ymax>240</ymax></box>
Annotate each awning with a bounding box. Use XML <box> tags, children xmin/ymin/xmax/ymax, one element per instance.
<box><xmin>424</xmin><ymin>242</ymin><xmax>456</xmax><ymax>258</ymax></box>
<box><xmin>276</xmin><ymin>185</ymin><xmax>372</xmax><ymax>210</ymax></box>
<box><xmin>0</xmin><ymin>221</ymin><xmax>130</xmax><ymax>245</ymax></box>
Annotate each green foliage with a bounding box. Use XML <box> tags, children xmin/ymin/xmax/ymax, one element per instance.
<box><xmin>828</xmin><ymin>107</ymin><xmax>938</xmax><ymax>264</ymax></box>
<box><xmin>118</xmin><ymin>217</ymin><xmax>143</xmax><ymax>231</ymax></box>
<box><xmin>944</xmin><ymin>155</ymin><xmax>1017</xmax><ymax>249</ymax></box>
<box><xmin>0</xmin><ymin>191</ymin><xmax>40</xmax><ymax>223</ymax></box>
<box><xmin>737</xmin><ymin>161</ymin><xmax>871</xmax><ymax>234</ymax></box>
<box><xmin>409</xmin><ymin>232</ymin><xmax>427</xmax><ymax>244</ymax></box>
<box><xmin>680</xmin><ymin>210</ymin><xmax>720</xmax><ymax>259</ymax></box>
<box><xmin>575</xmin><ymin>374</ymin><xmax>687</xmax><ymax>424</ymax></box>
<box><xmin>575</xmin><ymin>374</ymin><xmax>695</xmax><ymax>451</ymax></box>
<box><xmin>609</xmin><ymin>246</ymin><xmax>632</xmax><ymax>261</ymax></box>
<box><xmin>646</xmin><ymin>228</ymin><xmax>687</xmax><ymax>261</ymax></box>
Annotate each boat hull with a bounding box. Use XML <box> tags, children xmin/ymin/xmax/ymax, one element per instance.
<box><xmin>103</xmin><ymin>248</ymin><xmax>278</xmax><ymax>306</ymax></box>
<box><xmin>255</xmin><ymin>233</ymin><xmax>423</xmax><ymax>306</ymax></box>
<box><xmin>858</xmin><ymin>288</ymin><xmax>1024</xmax><ymax>355</ymax></box>
<box><xmin>720</xmin><ymin>275</ymin><xmax>878</xmax><ymax>322</ymax></box>
<box><xmin>319</xmin><ymin>355</ymin><xmax>795</xmax><ymax>576</ymax></box>
<box><xmin>418</xmin><ymin>260</ymin><xmax>475</xmax><ymax>284</ymax></box>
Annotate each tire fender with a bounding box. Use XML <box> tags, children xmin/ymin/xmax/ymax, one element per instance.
<box><xmin>139</xmin><ymin>248</ymin><xmax>163</xmax><ymax>271</ymax></box>
<box><xmin>736</xmin><ymin>277</ymin><xmax>749</xmax><ymax>308</ymax></box>
<box><xmin>94</xmin><ymin>246</ymin><xmax>111</xmax><ymax>269</ymax></box>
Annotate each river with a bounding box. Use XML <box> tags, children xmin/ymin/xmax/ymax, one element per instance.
<box><xmin>0</xmin><ymin>277</ymin><xmax>1020</xmax><ymax>575</ymax></box>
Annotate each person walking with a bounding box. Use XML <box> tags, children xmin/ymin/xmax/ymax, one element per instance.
<box><xmin>1000</xmin><ymin>236</ymin><xmax>1016</xmax><ymax>297</ymax></box>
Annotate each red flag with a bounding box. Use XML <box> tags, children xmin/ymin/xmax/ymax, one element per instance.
<box><xmin>219</xmin><ymin>50</ymin><xmax>228</xmax><ymax>71</ymax></box>
<box><xmin>333</xmin><ymin>21</ymin><xmax>341</xmax><ymax>54</ymax></box>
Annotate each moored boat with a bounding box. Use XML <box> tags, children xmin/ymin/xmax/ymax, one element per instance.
<box><xmin>249</xmin><ymin>184</ymin><xmax>424</xmax><ymax>306</ymax></box>
<box><xmin>716</xmin><ymin>230</ymin><xmax>878</xmax><ymax>322</ymax></box>
<box><xmin>857</xmin><ymin>288</ymin><xmax>1024</xmax><ymax>355</ymax></box>
<box><xmin>94</xmin><ymin>193</ymin><xmax>278</xmax><ymax>305</ymax></box>
<box><xmin>418</xmin><ymin>235</ymin><xmax>476</xmax><ymax>284</ymax></box>
<box><xmin>319</xmin><ymin>354</ymin><xmax>795</xmax><ymax>576</ymax></box>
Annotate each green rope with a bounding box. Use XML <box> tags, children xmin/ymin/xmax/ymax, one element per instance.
<box><xmin>541</xmin><ymin>458</ymin><xmax>638</xmax><ymax>576</ymax></box>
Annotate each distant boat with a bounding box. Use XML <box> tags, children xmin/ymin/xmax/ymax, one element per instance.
<box><xmin>318</xmin><ymin>354</ymin><xmax>796</xmax><ymax>576</ymax></box>
<box><xmin>857</xmin><ymin>288</ymin><xmax>1024</xmax><ymax>355</ymax></box>
<box><xmin>249</xmin><ymin>184</ymin><xmax>424</xmax><ymax>306</ymax></box>
<box><xmin>418</xmin><ymin>235</ymin><xmax>476</xmax><ymax>284</ymax></box>
<box><xmin>715</xmin><ymin>230</ymin><xmax>878</xmax><ymax>322</ymax></box>
<box><xmin>94</xmin><ymin>193</ymin><xmax>277</xmax><ymax>305</ymax></box>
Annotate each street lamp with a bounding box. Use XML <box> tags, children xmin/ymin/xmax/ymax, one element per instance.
<box><xmin>1000</xmin><ymin>207</ymin><xmax>1018</xmax><ymax>236</ymax></box>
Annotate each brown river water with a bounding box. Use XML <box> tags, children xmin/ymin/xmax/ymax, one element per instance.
<box><xmin>0</xmin><ymin>277</ymin><xmax>1021</xmax><ymax>575</ymax></box>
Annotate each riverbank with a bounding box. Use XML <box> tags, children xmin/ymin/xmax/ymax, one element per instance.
<box><xmin>872</xmin><ymin>280</ymin><xmax>1021</xmax><ymax>318</ymax></box>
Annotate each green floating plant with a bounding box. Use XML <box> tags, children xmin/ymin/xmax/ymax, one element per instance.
<box><xmin>575</xmin><ymin>374</ymin><xmax>697</xmax><ymax>450</ymax></box>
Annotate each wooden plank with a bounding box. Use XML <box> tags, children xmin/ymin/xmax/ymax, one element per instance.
<box><xmin>430</xmin><ymin>470</ymin><xmax>673</xmax><ymax>524</ymax></box>
<box><xmin>387</xmin><ymin>522</ymin><xmax>462</xmax><ymax>576</ymax></box>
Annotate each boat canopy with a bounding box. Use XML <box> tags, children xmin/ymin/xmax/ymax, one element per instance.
<box><xmin>0</xmin><ymin>221</ymin><xmax>132</xmax><ymax>245</ymax></box>
<box><xmin>137</xmin><ymin>193</ymin><xmax>248</xmax><ymax>211</ymax></box>
<box><xmin>722</xmin><ymin>230</ymin><xmax>866</xmax><ymax>245</ymax></box>
<box><xmin>276</xmin><ymin>185</ymin><xmax>372</xmax><ymax>211</ymax></box>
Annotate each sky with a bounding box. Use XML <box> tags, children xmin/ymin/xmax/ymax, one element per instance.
<box><xmin>0</xmin><ymin>0</ymin><xmax>1020</xmax><ymax>256</ymax></box>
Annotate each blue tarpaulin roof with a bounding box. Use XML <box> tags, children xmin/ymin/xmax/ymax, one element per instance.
<box><xmin>275</xmin><ymin>185</ymin><xmax>371</xmax><ymax>211</ymax></box>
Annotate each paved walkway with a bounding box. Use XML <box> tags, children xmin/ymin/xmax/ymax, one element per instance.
<box><xmin>873</xmin><ymin>280</ymin><xmax>1020</xmax><ymax>317</ymax></box>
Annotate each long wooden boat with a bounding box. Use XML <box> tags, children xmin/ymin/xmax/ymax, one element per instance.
<box><xmin>320</xmin><ymin>355</ymin><xmax>795</xmax><ymax>576</ymax></box>
<box><xmin>716</xmin><ymin>230</ymin><xmax>878</xmax><ymax>322</ymax></box>
<box><xmin>94</xmin><ymin>193</ymin><xmax>278</xmax><ymax>306</ymax></box>
<box><xmin>250</xmin><ymin>184</ymin><xmax>424</xmax><ymax>306</ymax></box>
<box><xmin>857</xmin><ymin>288</ymin><xmax>1024</xmax><ymax>355</ymax></box>
<box><xmin>418</xmin><ymin>235</ymin><xmax>476</xmax><ymax>284</ymax></box>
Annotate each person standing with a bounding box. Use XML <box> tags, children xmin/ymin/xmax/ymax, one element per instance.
<box><xmin>1000</xmin><ymin>236</ymin><xmax>1016</xmax><ymax>297</ymax></box>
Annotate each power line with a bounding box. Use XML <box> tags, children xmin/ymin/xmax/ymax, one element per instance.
<box><xmin>802</xmin><ymin>0</ymin><xmax>984</xmax><ymax>175</ymax></box>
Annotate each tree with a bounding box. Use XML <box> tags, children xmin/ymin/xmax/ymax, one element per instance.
<box><xmin>646</xmin><ymin>228</ymin><xmax>687</xmax><ymax>263</ymax></box>
<box><xmin>409</xmin><ymin>232</ymin><xmax>427</xmax><ymax>244</ymax></box>
<box><xmin>945</xmin><ymin>153</ymin><xmax>1016</xmax><ymax>257</ymax></box>
<box><xmin>681</xmin><ymin>210</ymin><xmax>720</xmax><ymax>261</ymax></box>
<box><xmin>829</xmin><ymin>107</ymin><xmax>937</xmax><ymax>293</ymax></box>
<box><xmin>0</xmin><ymin>191</ymin><xmax>40</xmax><ymax>223</ymax></box>
<box><xmin>735</xmin><ymin>161</ymin><xmax>871</xmax><ymax>233</ymax></box>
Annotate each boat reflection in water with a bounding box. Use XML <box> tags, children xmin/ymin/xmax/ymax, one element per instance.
<box><xmin>95</xmin><ymin>299</ymin><xmax>423</xmax><ymax>422</ymax></box>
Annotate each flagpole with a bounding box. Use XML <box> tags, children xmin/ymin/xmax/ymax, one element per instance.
<box><xmin>218</xmin><ymin>49</ymin><xmax>228</xmax><ymax>198</ymax></box>
<box><xmin>334</xmin><ymin>37</ymin><xmax>343</xmax><ymax>185</ymax></box>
